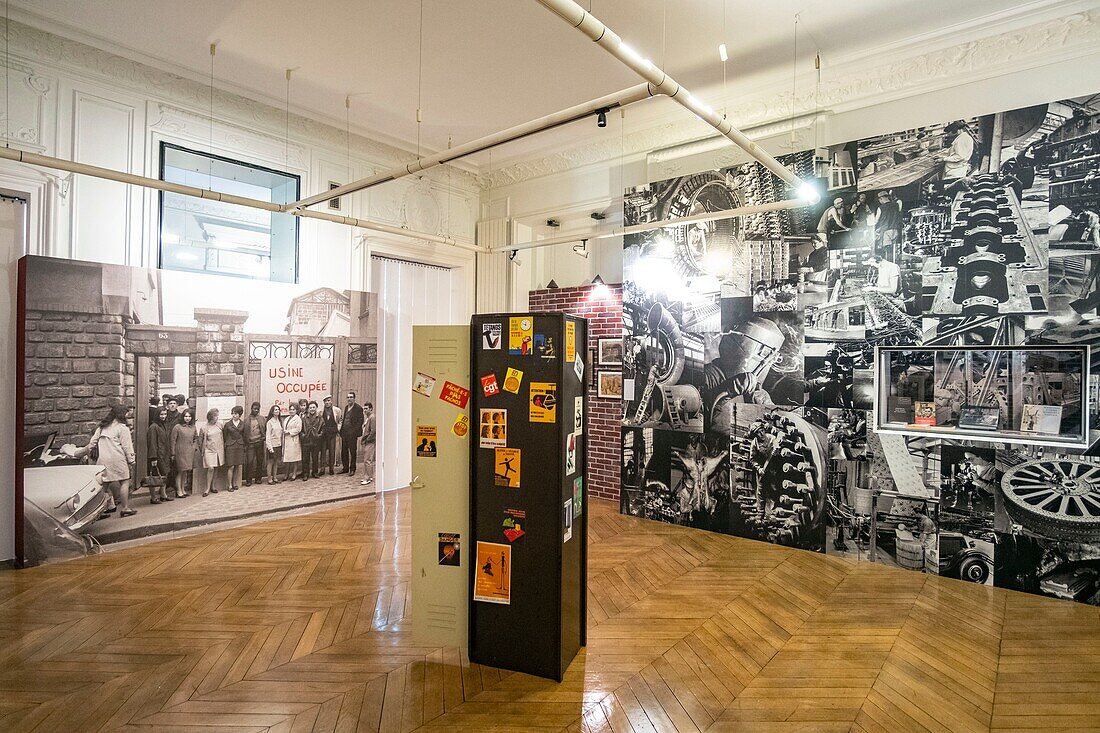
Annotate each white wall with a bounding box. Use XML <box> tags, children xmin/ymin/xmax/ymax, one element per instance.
<box><xmin>481</xmin><ymin>6</ymin><xmax>1100</xmax><ymax>296</ymax></box>
<box><xmin>0</xmin><ymin>19</ymin><xmax>481</xmax><ymax>562</ymax></box>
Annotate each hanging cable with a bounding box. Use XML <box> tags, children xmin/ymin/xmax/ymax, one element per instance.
<box><xmin>284</xmin><ymin>68</ymin><xmax>292</xmax><ymax>173</ymax></box>
<box><xmin>416</xmin><ymin>0</ymin><xmax>424</xmax><ymax>159</ymax></box>
<box><xmin>4</xmin><ymin>0</ymin><xmax>10</xmax><ymax>148</ymax></box>
<box><xmin>790</xmin><ymin>14</ymin><xmax>799</xmax><ymax>153</ymax></box>
<box><xmin>720</xmin><ymin>0</ymin><xmax>728</xmax><ymax>119</ymax></box>
<box><xmin>208</xmin><ymin>42</ymin><xmax>216</xmax><ymax>188</ymax></box>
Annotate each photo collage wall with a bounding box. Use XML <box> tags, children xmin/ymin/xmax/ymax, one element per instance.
<box><xmin>620</xmin><ymin>94</ymin><xmax>1100</xmax><ymax>606</ymax></box>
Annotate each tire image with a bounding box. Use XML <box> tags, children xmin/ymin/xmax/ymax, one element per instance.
<box><xmin>958</xmin><ymin>555</ymin><xmax>991</xmax><ymax>584</ymax></box>
<box><xmin>1000</xmin><ymin>458</ymin><xmax>1100</xmax><ymax>542</ymax></box>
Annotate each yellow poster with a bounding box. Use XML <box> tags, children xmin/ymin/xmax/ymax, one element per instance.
<box><xmin>415</xmin><ymin>425</ymin><xmax>437</xmax><ymax>457</ymax></box>
<box><xmin>494</xmin><ymin>447</ymin><xmax>521</xmax><ymax>487</ymax></box>
<box><xmin>503</xmin><ymin>367</ymin><xmax>523</xmax><ymax>394</ymax></box>
<box><xmin>452</xmin><ymin>414</ymin><xmax>470</xmax><ymax>438</ymax></box>
<box><xmin>565</xmin><ymin>320</ymin><xmax>576</xmax><ymax>362</ymax></box>
<box><xmin>529</xmin><ymin>382</ymin><xmax>558</xmax><ymax>423</ymax></box>
<box><xmin>474</xmin><ymin>541</ymin><xmax>511</xmax><ymax>604</ymax></box>
<box><xmin>509</xmin><ymin>316</ymin><xmax>534</xmax><ymax>356</ymax></box>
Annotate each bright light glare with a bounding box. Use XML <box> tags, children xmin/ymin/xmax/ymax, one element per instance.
<box><xmin>633</xmin><ymin>257</ymin><xmax>666</xmax><ymax>294</ymax></box>
<box><xmin>619</xmin><ymin>42</ymin><xmax>653</xmax><ymax>70</ymax></box>
<box><xmin>653</xmin><ymin>233</ymin><xmax>675</xmax><ymax>256</ymax></box>
<box><xmin>718</xmin><ymin>43</ymin><xmax>728</xmax><ymax>62</ymax></box>
<box><xmin>797</xmin><ymin>181</ymin><xmax>821</xmax><ymax>205</ymax></box>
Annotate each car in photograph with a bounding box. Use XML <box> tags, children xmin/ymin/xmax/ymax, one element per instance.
<box><xmin>938</xmin><ymin>531</ymin><xmax>993</xmax><ymax>583</ymax></box>
<box><xmin>23</xmin><ymin>432</ymin><xmax>110</xmax><ymax>533</ymax></box>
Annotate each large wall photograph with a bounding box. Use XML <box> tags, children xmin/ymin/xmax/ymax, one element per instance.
<box><xmin>621</xmin><ymin>95</ymin><xmax>1100</xmax><ymax>607</ymax></box>
<box><xmin>17</xmin><ymin>256</ymin><xmax>379</xmax><ymax>567</ymax></box>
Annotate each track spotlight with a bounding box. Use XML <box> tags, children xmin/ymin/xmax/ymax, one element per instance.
<box><xmin>596</xmin><ymin>108</ymin><xmax>609</xmax><ymax>128</ymax></box>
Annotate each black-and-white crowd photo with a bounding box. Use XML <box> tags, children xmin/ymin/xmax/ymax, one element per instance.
<box><xmin>19</xmin><ymin>256</ymin><xmax>379</xmax><ymax>566</ymax></box>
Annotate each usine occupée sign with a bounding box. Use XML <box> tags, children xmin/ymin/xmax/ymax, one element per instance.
<box><xmin>260</xmin><ymin>358</ymin><xmax>331</xmax><ymax>410</ymax></box>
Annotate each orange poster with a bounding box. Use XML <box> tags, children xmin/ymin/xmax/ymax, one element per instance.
<box><xmin>565</xmin><ymin>320</ymin><xmax>576</xmax><ymax>362</ymax></box>
<box><xmin>473</xmin><ymin>541</ymin><xmax>511</xmax><ymax>604</ymax></box>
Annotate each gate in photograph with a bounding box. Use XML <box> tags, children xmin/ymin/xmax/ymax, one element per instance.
<box><xmin>244</xmin><ymin>334</ymin><xmax>378</xmax><ymax>444</ymax></box>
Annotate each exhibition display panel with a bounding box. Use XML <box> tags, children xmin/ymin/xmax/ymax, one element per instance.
<box><xmin>875</xmin><ymin>345</ymin><xmax>1090</xmax><ymax>448</ymax></box>
<box><xmin>410</xmin><ymin>325</ymin><xmax>471</xmax><ymax>648</ymax></box>
<box><xmin>469</xmin><ymin>313</ymin><xmax>587</xmax><ymax>682</ymax></box>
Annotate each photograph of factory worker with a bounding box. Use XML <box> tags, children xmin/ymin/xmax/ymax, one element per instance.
<box><xmin>300</xmin><ymin>401</ymin><xmax>323</xmax><ymax>481</ymax></box>
<box><xmin>874</xmin><ymin>190</ymin><xmax>903</xmax><ymax>251</ymax></box>
<box><xmin>320</xmin><ymin>395</ymin><xmax>341</xmax><ymax>476</ymax></box>
<box><xmin>197</xmin><ymin>408</ymin><xmax>225</xmax><ymax>497</ymax></box>
<box><xmin>146</xmin><ymin>407</ymin><xmax>171</xmax><ymax>504</ymax></box>
<box><xmin>702</xmin><ymin>318</ymin><xmax>786</xmax><ymax>407</ymax></box>
<box><xmin>281</xmin><ymin>402</ymin><xmax>303</xmax><ymax>481</ymax></box>
<box><xmin>339</xmin><ymin>391</ymin><xmax>364</xmax><ymax>476</ymax></box>
<box><xmin>265</xmin><ymin>404</ymin><xmax>284</xmax><ymax>484</ymax></box>
<box><xmin>943</xmin><ymin>120</ymin><xmax>977</xmax><ymax>179</ymax></box>
<box><xmin>807</xmin><ymin>348</ymin><xmax>855</xmax><ymax>409</ymax></box>
<box><xmin>817</xmin><ymin>196</ymin><xmax>851</xmax><ymax>248</ymax></box>
<box><xmin>864</xmin><ymin>253</ymin><xmax>901</xmax><ymax>295</ymax></box>
<box><xmin>169</xmin><ymin>409</ymin><xmax>196</xmax><ymax>498</ymax></box>
<box><xmin>361</xmin><ymin>402</ymin><xmax>375</xmax><ymax>485</ymax></box>
<box><xmin>222</xmin><ymin>405</ymin><xmax>247</xmax><ymax>492</ymax></box>
<box><xmin>242</xmin><ymin>402</ymin><xmax>266</xmax><ymax>486</ymax></box>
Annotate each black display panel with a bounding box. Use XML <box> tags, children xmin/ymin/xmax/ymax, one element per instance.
<box><xmin>469</xmin><ymin>313</ymin><xmax>587</xmax><ymax>681</ymax></box>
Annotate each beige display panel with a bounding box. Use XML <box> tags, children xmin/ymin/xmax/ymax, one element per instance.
<box><xmin>410</xmin><ymin>325</ymin><xmax>471</xmax><ymax>647</ymax></box>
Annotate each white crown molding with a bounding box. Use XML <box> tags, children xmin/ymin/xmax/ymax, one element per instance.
<box><xmin>484</xmin><ymin>5</ymin><xmax>1100</xmax><ymax>189</ymax></box>
<box><xmin>3</xmin><ymin>16</ymin><xmax>482</xmax><ymax>191</ymax></box>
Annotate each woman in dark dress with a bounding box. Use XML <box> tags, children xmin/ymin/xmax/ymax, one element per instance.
<box><xmin>222</xmin><ymin>404</ymin><xmax>247</xmax><ymax>492</ymax></box>
<box><xmin>147</xmin><ymin>407</ymin><xmax>171</xmax><ymax>504</ymax></box>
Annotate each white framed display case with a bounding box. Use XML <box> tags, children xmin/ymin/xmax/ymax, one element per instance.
<box><xmin>873</xmin><ymin>345</ymin><xmax>1091</xmax><ymax>449</ymax></box>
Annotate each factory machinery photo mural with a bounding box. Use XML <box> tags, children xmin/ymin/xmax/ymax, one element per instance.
<box><xmin>620</xmin><ymin>93</ymin><xmax>1100</xmax><ymax>607</ymax></box>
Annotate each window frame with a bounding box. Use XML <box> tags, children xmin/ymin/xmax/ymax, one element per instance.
<box><xmin>157</xmin><ymin>141</ymin><xmax>301</xmax><ymax>283</ymax></box>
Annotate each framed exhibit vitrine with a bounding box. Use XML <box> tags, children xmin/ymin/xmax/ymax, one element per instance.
<box><xmin>874</xmin><ymin>345</ymin><xmax>1091</xmax><ymax>448</ymax></box>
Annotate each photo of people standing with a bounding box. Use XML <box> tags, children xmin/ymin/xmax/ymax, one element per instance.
<box><xmin>17</xmin><ymin>256</ymin><xmax>379</xmax><ymax>567</ymax></box>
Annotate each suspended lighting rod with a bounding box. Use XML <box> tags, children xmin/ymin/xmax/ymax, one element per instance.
<box><xmin>286</xmin><ymin>83</ymin><xmax>660</xmax><ymax>211</ymax></box>
<box><xmin>533</xmin><ymin>0</ymin><xmax>814</xmax><ymax>201</ymax></box>
<box><xmin>0</xmin><ymin>147</ymin><xmax>482</xmax><ymax>252</ymax></box>
<box><xmin>491</xmin><ymin>198</ymin><xmax>802</xmax><ymax>253</ymax></box>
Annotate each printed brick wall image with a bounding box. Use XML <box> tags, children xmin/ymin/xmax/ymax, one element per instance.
<box><xmin>529</xmin><ymin>283</ymin><xmax>622</xmax><ymax>503</ymax></box>
<box><xmin>17</xmin><ymin>255</ymin><xmax>380</xmax><ymax>568</ymax></box>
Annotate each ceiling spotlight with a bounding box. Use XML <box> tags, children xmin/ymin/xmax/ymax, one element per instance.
<box><xmin>596</xmin><ymin>108</ymin><xmax>609</xmax><ymax>128</ymax></box>
<box><xmin>546</xmin><ymin>218</ymin><xmax>560</xmax><ymax>228</ymax></box>
<box><xmin>718</xmin><ymin>43</ymin><xmax>728</xmax><ymax>62</ymax></box>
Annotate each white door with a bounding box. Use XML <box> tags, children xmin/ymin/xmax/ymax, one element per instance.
<box><xmin>371</xmin><ymin>256</ymin><xmax>466</xmax><ymax>491</ymax></box>
<box><xmin>410</xmin><ymin>325</ymin><xmax>470</xmax><ymax>647</ymax></box>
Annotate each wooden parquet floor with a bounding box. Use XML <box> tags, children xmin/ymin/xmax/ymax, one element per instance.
<box><xmin>2</xmin><ymin>491</ymin><xmax>1099</xmax><ymax>733</ymax></box>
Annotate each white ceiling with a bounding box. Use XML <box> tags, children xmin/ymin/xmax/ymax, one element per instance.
<box><xmin>12</xmin><ymin>0</ymin><xmax>1066</xmax><ymax>169</ymax></box>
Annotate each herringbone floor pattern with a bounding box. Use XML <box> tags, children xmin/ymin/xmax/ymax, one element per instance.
<box><xmin>2</xmin><ymin>491</ymin><xmax>1098</xmax><ymax>732</ymax></box>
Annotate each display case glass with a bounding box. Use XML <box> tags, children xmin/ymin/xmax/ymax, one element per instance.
<box><xmin>874</xmin><ymin>345</ymin><xmax>1091</xmax><ymax>448</ymax></box>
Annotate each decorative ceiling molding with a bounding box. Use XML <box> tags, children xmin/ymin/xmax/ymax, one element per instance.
<box><xmin>484</xmin><ymin>7</ymin><xmax>1100</xmax><ymax>189</ymax></box>
<box><xmin>4</xmin><ymin>18</ymin><xmax>481</xmax><ymax>191</ymax></box>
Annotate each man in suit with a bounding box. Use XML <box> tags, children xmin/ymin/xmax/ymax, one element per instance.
<box><xmin>320</xmin><ymin>395</ymin><xmax>342</xmax><ymax>476</ymax></box>
<box><xmin>339</xmin><ymin>390</ymin><xmax>365</xmax><ymax>476</ymax></box>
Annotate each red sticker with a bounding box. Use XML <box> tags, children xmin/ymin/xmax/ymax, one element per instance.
<box><xmin>481</xmin><ymin>374</ymin><xmax>500</xmax><ymax>397</ymax></box>
<box><xmin>439</xmin><ymin>381</ymin><xmax>470</xmax><ymax>409</ymax></box>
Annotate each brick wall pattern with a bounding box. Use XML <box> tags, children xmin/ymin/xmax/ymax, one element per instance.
<box><xmin>528</xmin><ymin>284</ymin><xmax>623</xmax><ymax>503</ymax></box>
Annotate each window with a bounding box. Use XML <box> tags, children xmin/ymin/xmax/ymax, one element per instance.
<box><xmin>158</xmin><ymin>143</ymin><xmax>299</xmax><ymax>283</ymax></box>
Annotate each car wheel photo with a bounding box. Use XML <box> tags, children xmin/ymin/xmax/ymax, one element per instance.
<box><xmin>959</xmin><ymin>555</ymin><xmax>991</xmax><ymax>584</ymax></box>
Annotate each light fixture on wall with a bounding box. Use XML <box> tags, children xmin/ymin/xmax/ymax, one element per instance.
<box><xmin>590</xmin><ymin>273</ymin><xmax>610</xmax><ymax>299</ymax></box>
<box><xmin>573</xmin><ymin>239</ymin><xmax>590</xmax><ymax>258</ymax></box>
<box><xmin>596</xmin><ymin>108</ymin><xmax>609</xmax><ymax>128</ymax></box>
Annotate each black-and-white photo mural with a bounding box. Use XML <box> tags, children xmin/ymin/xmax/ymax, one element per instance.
<box><xmin>17</xmin><ymin>256</ymin><xmax>379</xmax><ymax>567</ymax></box>
<box><xmin>621</xmin><ymin>95</ymin><xmax>1100</xmax><ymax>606</ymax></box>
